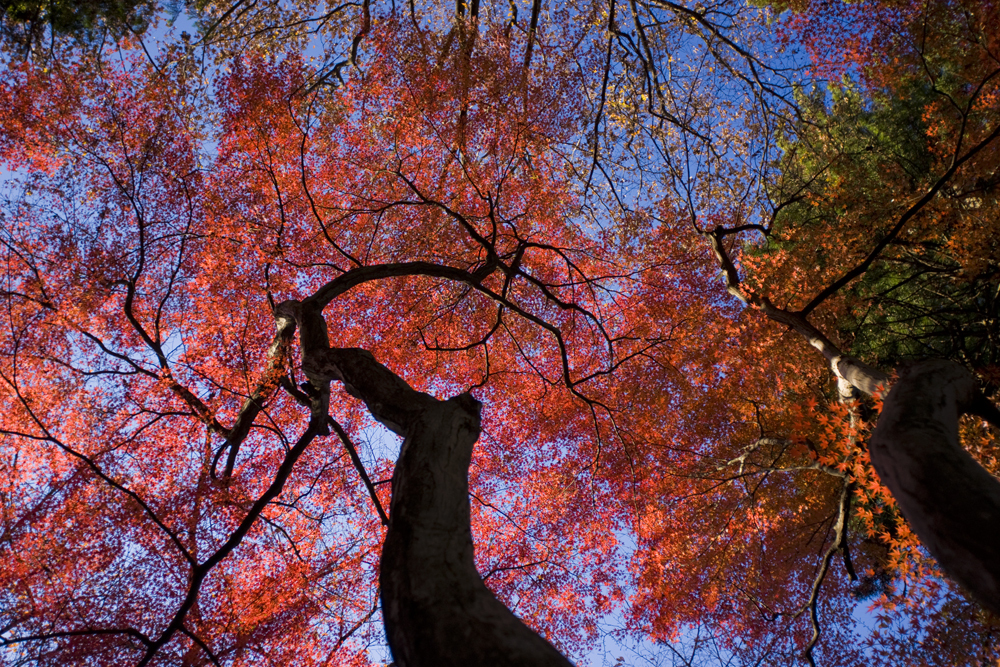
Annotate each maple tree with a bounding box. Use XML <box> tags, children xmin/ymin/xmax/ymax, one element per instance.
<box><xmin>0</xmin><ymin>0</ymin><xmax>999</xmax><ymax>665</ymax></box>
<box><xmin>635</xmin><ymin>0</ymin><xmax>1000</xmax><ymax>660</ymax></box>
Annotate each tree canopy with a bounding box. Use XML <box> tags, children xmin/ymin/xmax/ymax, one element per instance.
<box><xmin>1</xmin><ymin>0</ymin><xmax>998</xmax><ymax>665</ymax></box>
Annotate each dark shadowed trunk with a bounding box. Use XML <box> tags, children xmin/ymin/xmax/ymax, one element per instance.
<box><xmin>380</xmin><ymin>392</ymin><xmax>574</xmax><ymax>667</ymax></box>
<box><xmin>276</xmin><ymin>298</ymin><xmax>575</xmax><ymax>667</ymax></box>
<box><xmin>869</xmin><ymin>360</ymin><xmax>1000</xmax><ymax>614</ymax></box>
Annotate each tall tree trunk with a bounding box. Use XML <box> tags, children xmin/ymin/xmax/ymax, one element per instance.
<box><xmin>869</xmin><ymin>360</ymin><xmax>1000</xmax><ymax>614</ymax></box>
<box><xmin>277</xmin><ymin>299</ymin><xmax>575</xmax><ymax>667</ymax></box>
<box><xmin>380</xmin><ymin>392</ymin><xmax>574</xmax><ymax>667</ymax></box>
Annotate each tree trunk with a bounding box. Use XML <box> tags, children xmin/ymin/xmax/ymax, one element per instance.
<box><xmin>277</xmin><ymin>299</ymin><xmax>574</xmax><ymax>667</ymax></box>
<box><xmin>380</xmin><ymin>392</ymin><xmax>574</xmax><ymax>667</ymax></box>
<box><xmin>870</xmin><ymin>360</ymin><xmax>1000</xmax><ymax>614</ymax></box>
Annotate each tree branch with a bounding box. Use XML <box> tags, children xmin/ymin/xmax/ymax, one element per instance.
<box><xmin>329</xmin><ymin>416</ymin><xmax>389</xmax><ymax>527</ymax></box>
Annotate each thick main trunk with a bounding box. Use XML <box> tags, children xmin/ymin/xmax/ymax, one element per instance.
<box><xmin>380</xmin><ymin>393</ymin><xmax>574</xmax><ymax>667</ymax></box>
<box><xmin>870</xmin><ymin>360</ymin><xmax>1000</xmax><ymax>614</ymax></box>
<box><xmin>276</xmin><ymin>299</ymin><xmax>574</xmax><ymax>667</ymax></box>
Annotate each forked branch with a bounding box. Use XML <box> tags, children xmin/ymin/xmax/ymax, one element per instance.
<box><xmin>869</xmin><ymin>361</ymin><xmax>1000</xmax><ymax>615</ymax></box>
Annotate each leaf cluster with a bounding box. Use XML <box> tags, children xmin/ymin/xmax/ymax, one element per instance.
<box><xmin>0</xmin><ymin>0</ymin><xmax>157</xmax><ymax>56</ymax></box>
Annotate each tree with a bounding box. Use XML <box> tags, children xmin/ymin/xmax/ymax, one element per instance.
<box><xmin>654</xmin><ymin>0</ymin><xmax>1000</xmax><ymax>658</ymax></box>
<box><xmin>0</xmin><ymin>0</ymin><xmax>998</xmax><ymax>665</ymax></box>
<box><xmin>0</xmin><ymin>0</ymin><xmax>157</xmax><ymax>58</ymax></box>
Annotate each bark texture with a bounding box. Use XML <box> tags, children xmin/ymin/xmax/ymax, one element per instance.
<box><xmin>870</xmin><ymin>360</ymin><xmax>1000</xmax><ymax>614</ymax></box>
<box><xmin>276</xmin><ymin>299</ymin><xmax>574</xmax><ymax>667</ymax></box>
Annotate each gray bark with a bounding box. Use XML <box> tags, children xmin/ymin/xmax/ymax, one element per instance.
<box><xmin>870</xmin><ymin>360</ymin><xmax>1000</xmax><ymax>614</ymax></box>
<box><xmin>276</xmin><ymin>299</ymin><xmax>574</xmax><ymax>667</ymax></box>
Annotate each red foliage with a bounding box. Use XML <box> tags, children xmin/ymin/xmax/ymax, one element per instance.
<box><xmin>1</xmin><ymin>0</ymin><xmax>999</xmax><ymax>664</ymax></box>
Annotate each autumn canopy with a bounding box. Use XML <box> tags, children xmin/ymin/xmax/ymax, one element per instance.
<box><xmin>0</xmin><ymin>0</ymin><xmax>998</xmax><ymax>665</ymax></box>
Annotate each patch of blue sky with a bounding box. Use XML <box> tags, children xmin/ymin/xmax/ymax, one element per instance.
<box><xmin>568</xmin><ymin>3</ymin><xmax>818</xmax><ymax>238</ymax></box>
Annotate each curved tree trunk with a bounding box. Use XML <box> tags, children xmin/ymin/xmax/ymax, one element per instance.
<box><xmin>276</xmin><ymin>299</ymin><xmax>574</xmax><ymax>667</ymax></box>
<box><xmin>869</xmin><ymin>360</ymin><xmax>1000</xmax><ymax>614</ymax></box>
<box><xmin>380</xmin><ymin>392</ymin><xmax>574</xmax><ymax>667</ymax></box>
